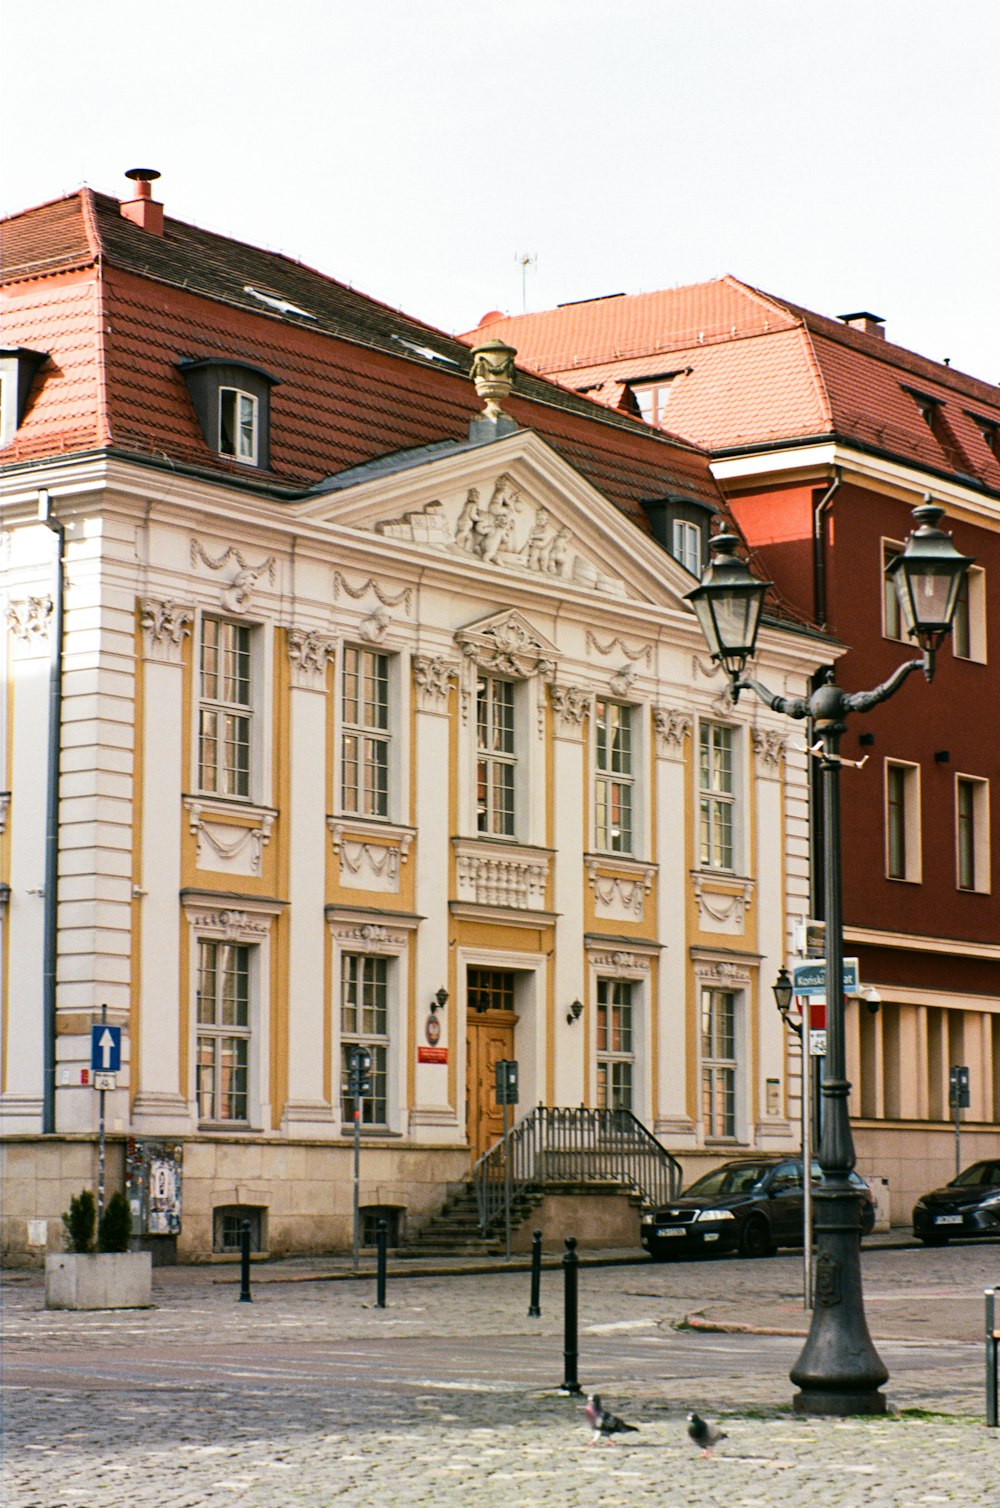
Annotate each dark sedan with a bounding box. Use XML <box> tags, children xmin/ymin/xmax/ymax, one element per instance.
<box><xmin>640</xmin><ymin>1155</ymin><xmax>876</xmax><ymax>1260</ymax></box>
<box><xmin>912</xmin><ymin>1160</ymin><xmax>1000</xmax><ymax>1245</ymax></box>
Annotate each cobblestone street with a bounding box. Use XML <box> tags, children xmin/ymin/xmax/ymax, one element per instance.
<box><xmin>3</xmin><ymin>1240</ymin><xmax>999</xmax><ymax>1506</ymax></box>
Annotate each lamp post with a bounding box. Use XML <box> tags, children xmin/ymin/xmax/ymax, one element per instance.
<box><xmin>773</xmin><ymin>967</ymin><xmax>814</xmax><ymax>1310</ymax></box>
<box><xmin>687</xmin><ymin>501</ymin><xmax>972</xmax><ymax>1416</ymax></box>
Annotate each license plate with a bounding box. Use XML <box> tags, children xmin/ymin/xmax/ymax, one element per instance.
<box><xmin>935</xmin><ymin>1214</ymin><xmax>964</xmax><ymax>1225</ymax></box>
<box><xmin>656</xmin><ymin>1228</ymin><xmax>686</xmax><ymax>1238</ymax></box>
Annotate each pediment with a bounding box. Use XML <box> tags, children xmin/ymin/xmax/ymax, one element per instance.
<box><xmin>295</xmin><ymin>431</ymin><xmax>700</xmax><ymax>610</ymax></box>
<box><xmin>455</xmin><ymin>608</ymin><xmax>560</xmax><ymax>680</ymax></box>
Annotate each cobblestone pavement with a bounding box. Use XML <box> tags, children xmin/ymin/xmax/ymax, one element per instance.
<box><xmin>3</xmin><ymin>1239</ymin><xmax>999</xmax><ymax>1507</ymax></box>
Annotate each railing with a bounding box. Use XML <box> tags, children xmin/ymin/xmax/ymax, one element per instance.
<box><xmin>472</xmin><ymin>1106</ymin><xmax>683</xmax><ymax>1233</ymax></box>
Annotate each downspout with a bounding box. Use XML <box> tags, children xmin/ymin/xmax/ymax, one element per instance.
<box><xmin>812</xmin><ymin>466</ymin><xmax>841</xmax><ymax>628</ymax></box>
<box><xmin>39</xmin><ymin>489</ymin><xmax>64</xmax><ymax>1134</ymax></box>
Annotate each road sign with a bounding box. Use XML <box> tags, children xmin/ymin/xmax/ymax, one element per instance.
<box><xmin>949</xmin><ymin>1064</ymin><xmax>970</xmax><ymax>1109</ymax></box>
<box><xmin>809</xmin><ymin>1031</ymin><xmax>827</xmax><ymax>1056</ymax></box>
<box><xmin>93</xmin><ymin>1072</ymin><xmax>117</xmax><ymax>1090</ymax></box>
<box><xmin>90</xmin><ymin>1025</ymin><xmax>121</xmax><ymax>1073</ymax></box>
<box><xmin>792</xmin><ymin>958</ymin><xmax>859</xmax><ymax>997</ymax></box>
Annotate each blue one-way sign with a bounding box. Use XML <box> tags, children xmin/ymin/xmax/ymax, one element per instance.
<box><xmin>90</xmin><ymin>1025</ymin><xmax>121</xmax><ymax>1073</ymax></box>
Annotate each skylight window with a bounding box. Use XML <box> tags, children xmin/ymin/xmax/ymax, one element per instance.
<box><xmin>244</xmin><ymin>286</ymin><xmax>316</xmax><ymax>320</ymax></box>
<box><xmin>390</xmin><ymin>335</ymin><xmax>460</xmax><ymax>366</ymax></box>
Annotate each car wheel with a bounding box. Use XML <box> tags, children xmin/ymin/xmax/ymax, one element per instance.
<box><xmin>918</xmin><ymin>1233</ymin><xmax>948</xmax><ymax>1247</ymax></box>
<box><xmin>739</xmin><ymin>1216</ymin><xmax>773</xmax><ymax>1259</ymax></box>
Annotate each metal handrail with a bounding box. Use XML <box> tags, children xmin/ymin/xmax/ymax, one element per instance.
<box><xmin>472</xmin><ymin>1105</ymin><xmax>683</xmax><ymax>1232</ymax></box>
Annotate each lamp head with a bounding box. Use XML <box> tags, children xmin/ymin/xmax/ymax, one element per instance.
<box><xmin>684</xmin><ymin>531</ymin><xmax>771</xmax><ymax>691</ymax></box>
<box><xmin>886</xmin><ymin>500</ymin><xmax>974</xmax><ymax>679</ymax></box>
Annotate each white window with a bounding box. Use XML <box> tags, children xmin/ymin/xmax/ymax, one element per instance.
<box><xmin>196</xmin><ymin>940</ymin><xmax>252</xmax><ymax>1123</ymax></box>
<box><xmin>477</xmin><ymin>675</ymin><xmax>516</xmax><ymax>837</ymax></box>
<box><xmin>632</xmin><ymin>380</ymin><xmax>673</xmax><ymax>428</ymax></box>
<box><xmin>699</xmin><ymin>722</ymin><xmax>736</xmax><ymax>871</ymax></box>
<box><xmin>885</xmin><ymin>760</ymin><xmax>921</xmax><ymax>882</ymax></box>
<box><xmin>218</xmin><ymin>387</ymin><xmax>258</xmax><ymax>464</ymax></box>
<box><xmin>340</xmin><ymin>954</ymin><xmax>390</xmax><ymax>1125</ymax></box>
<box><xmin>672</xmin><ymin>518</ymin><xmax>702</xmax><ymax>576</ymax></box>
<box><xmin>595</xmin><ymin>700</ymin><xmax>633</xmax><ymax>854</ymax></box>
<box><xmin>342</xmin><ymin>647</ymin><xmax>390</xmax><ymax>818</ymax></box>
<box><xmin>702</xmin><ymin>988</ymin><xmax>737</xmax><ymax>1138</ymax></box>
<box><xmin>882</xmin><ymin>540</ymin><xmax>906</xmax><ymax>642</ymax></box>
<box><xmin>596</xmin><ymin>979</ymin><xmax>634</xmax><ymax>1111</ymax></box>
<box><xmin>951</xmin><ymin>565</ymin><xmax>987</xmax><ymax>663</ymax></box>
<box><xmin>199</xmin><ymin>617</ymin><xmax>253</xmax><ymax>798</ymax></box>
<box><xmin>956</xmin><ymin>776</ymin><xmax>990</xmax><ymax>893</ymax></box>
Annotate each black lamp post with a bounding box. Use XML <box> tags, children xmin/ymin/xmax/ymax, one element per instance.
<box><xmin>686</xmin><ymin>501</ymin><xmax>972</xmax><ymax>1415</ymax></box>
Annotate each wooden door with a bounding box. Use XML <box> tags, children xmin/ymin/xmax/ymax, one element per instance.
<box><xmin>466</xmin><ymin>1010</ymin><xmax>517</xmax><ymax>1162</ymax></box>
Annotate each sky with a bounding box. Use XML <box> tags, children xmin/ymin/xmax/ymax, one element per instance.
<box><xmin>3</xmin><ymin>1</ymin><xmax>998</xmax><ymax>383</ymax></box>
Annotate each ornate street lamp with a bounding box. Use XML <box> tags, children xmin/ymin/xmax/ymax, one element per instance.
<box><xmin>686</xmin><ymin>503</ymin><xmax>972</xmax><ymax>1415</ymax></box>
<box><xmin>772</xmin><ymin>965</ymin><xmax>796</xmax><ymax>1026</ymax></box>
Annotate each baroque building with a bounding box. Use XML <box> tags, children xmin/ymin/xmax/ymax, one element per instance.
<box><xmin>0</xmin><ymin>178</ymin><xmax>829</xmax><ymax>1261</ymax></box>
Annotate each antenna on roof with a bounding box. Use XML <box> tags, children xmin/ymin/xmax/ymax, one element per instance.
<box><xmin>515</xmin><ymin>252</ymin><xmax>537</xmax><ymax>314</ymax></box>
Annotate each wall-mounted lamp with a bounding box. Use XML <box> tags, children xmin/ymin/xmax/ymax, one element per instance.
<box><xmin>566</xmin><ymin>999</ymin><xmax>583</xmax><ymax>1025</ymax></box>
<box><xmin>430</xmin><ymin>987</ymin><xmax>448</xmax><ymax>1015</ymax></box>
<box><xmin>772</xmin><ymin>966</ymin><xmax>802</xmax><ymax>1034</ymax></box>
<box><xmin>860</xmin><ymin>985</ymin><xmax>882</xmax><ymax>1016</ymax></box>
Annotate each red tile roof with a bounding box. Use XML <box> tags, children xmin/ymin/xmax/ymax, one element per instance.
<box><xmin>464</xmin><ymin>278</ymin><xmax>1000</xmax><ymax>495</ymax></box>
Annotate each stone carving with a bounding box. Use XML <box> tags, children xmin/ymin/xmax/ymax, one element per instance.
<box><xmin>186</xmin><ymin>908</ymin><xmax>271</xmax><ymax>940</ymax></box>
<box><xmin>328</xmin><ymin>821</ymin><xmax>413</xmax><ymax>895</ymax></box>
<box><xmin>287</xmin><ymin>628</ymin><xmax>336</xmax><ymax>682</ymax></box>
<box><xmin>413</xmin><ymin>655</ymin><xmax>458</xmax><ymax>707</ymax></box>
<box><xmin>6</xmin><ymin>596</ymin><xmax>52</xmax><ymax>643</ymax></box>
<box><xmin>586</xmin><ymin>948</ymin><xmax>653</xmax><ymax>976</ymax></box>
<box><xmin>141</xmin><ymin>599</ymin><xmax>193</xmax><ymax>651</ymax></box>
<box><xmin>692</xmin><ymin>873</ymin><xmax>755</xmax><ymax>931</ymax></box>
<box><xmin>752</xmin><ymin>726</ymin><xmax>787</xmax><ymax>768</ymax></box>
<box><xmin>469</xmin><ymin>338</ymin><xmax>517</xmax><ymax>420</ymax></box>
<box><xmin>327</xmin><ymin>919</ymin><xmax>410</xmax><ymax>954</ymax></box>
<box><xmin>587</xmin><ymin>861</ymin><xmax>655</xmax><ymax>919</ymax></box>
<box><xmin>456</xmin><ymin>849</ymin><xmax>549</xmax><ymax>909</ymax></box>
<box><xmin>0</xmin><ymin>792</ymin><xmax>10</xmax><ymax>836</ymax></box>
<box><xmin>693</xmin><ymin>954</ymin><xmax>753</xmax><ymax>989</ymax></box>
<box><xmin>358</xmin><ymin>607</ymin><xmax>391</xmax><ymax>642</ymax></box>
<box><xmin>586</xmin><ymin>631</ymin><xmax>651</xmax><ymax>665</ymax></box>
<box><xmin>456</xmin><ymin>611</ymin><xmax>558</xmax><ymax>681</ymax></box>
<box><xmin>331</xmin><ymin>572</ymin><xmax>412</xmax><ymax>611</ymax></box>
<box><xmin>652</xmin><ymin>706</ymin><xmax>692</xmax><ymax>753</ymax></box>
<box><xmin>609</xmin><ymin>665</ymin><xmax>637</xmax><ymax>698</ymax></box>
<box><xmin>549</xmin><ymin>683</ymin><xmax>591</xmax><ymax>730</ymax></box>
<box><xmin>184</xmin><ymin>800</ymin><xmax>275</xmax><ymax>877</ymax></box>
<box><xmin>190</xmin><ymin>540</ymin><xmax>276</xmax><ymax>613</ymax></box>
<box><xmin>376</xmin><ymin>500</ymin><xmax>451</xmax><ymax>547</ymax></box>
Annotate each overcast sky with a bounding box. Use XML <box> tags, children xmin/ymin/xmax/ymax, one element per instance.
<box><xmin>3</xmin><ymin>1</ymin><xmax>998</xmax><ymax>383</ymax></box>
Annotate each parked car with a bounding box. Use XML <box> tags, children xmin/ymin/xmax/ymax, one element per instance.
<box><xmin>640</xmin><ymin>1156</ymin><xmax>876</xmax><ymax>1260</ymax></box>
<box><xmin>912</xmin><ymin>1160</ymin><xmax>1000</xmax><ymax>1245</ymax></box>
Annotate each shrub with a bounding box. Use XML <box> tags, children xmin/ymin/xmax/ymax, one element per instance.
<box><xmin>97</xmin><ymin>1191</ymin><xmax>133</xmax><ymax>1253</ymax></box>
<box><xmin>62</xmin><ymin>1189</ymin><xmax>96</xmax><ymax>1253</ymax></box>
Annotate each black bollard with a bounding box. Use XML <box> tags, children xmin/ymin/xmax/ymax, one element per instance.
<box><xmin>376</xmin><ymin>1218</ymin><xmax>387</xmax><ymax>1309</ymax></box>
<box><xmin>528</xmin><ymin>1228</ymin><xmax>542</xmax><ymax>1317</ymax></box>
<box><xmin>559</xmin><ymin>1235</ymin><xmax>582</xmax><ymax>1394</ymax></box>
<box><xmin>239</xmin><ymin>1219</ymin><xmax>252</xmax><ymax>1303</ymax></box>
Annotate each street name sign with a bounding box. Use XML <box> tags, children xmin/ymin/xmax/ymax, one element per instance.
<box><xmin>792</xmin><ymin>959</ymin><xmax>859</xmax><ymax>997</ymax></box>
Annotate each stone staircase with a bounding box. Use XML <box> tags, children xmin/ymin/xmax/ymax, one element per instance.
<box><xmin>398</xmin><ymin>1182</ymin><xmax>545</xmax><ymax>1258</ymax></box>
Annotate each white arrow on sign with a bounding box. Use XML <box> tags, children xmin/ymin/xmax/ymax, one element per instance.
<box><xmin>97</xmin><ymin>1028</ymin><xmax>116</xmax><ymax>1069</ymax></box>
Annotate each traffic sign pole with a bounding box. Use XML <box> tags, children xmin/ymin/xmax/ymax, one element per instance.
<box><xmin>97</xmin><ymin>1004</ymin><xmax>107</xmax><ymax>1222</ymax></box>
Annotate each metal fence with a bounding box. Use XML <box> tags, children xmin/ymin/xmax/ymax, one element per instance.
<box><xmin>472</xmin><ymin>1106</ymin><xmax>683</xmax><ymax>1233</ymax></box>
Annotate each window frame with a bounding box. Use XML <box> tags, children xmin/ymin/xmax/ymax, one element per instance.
<box><xmin>885</xmin><ymin>759</ymin><xmax>922</xmax><ymax>883</ymax></box>
<box><xmin>218</xmin><ymin>386</ymin><xmax>259</xmax><ymax>465</ymax></box>
<box><xmin>594</xmin><ymin>699</ymin><xmax>634</xmax><ymax>855</ymax></box>
<box><xmin>476</xmin><ymin>673</ymin><xmax>517</xmax><ymax>838</ymax></box>
<box><xmin>672</xmin><ymin>518</ymin><xmax>702</xmax><ymax>576</ymax></box>
<box><xmin>195</xmin><ymin>937</ymin><xmax>252</xmax><ymax>1124</ymax></box>
<box><xmin>631</xmin><ymin>379</ymin><xmax>674</xmax><ymax>428</ymax></box>
<box><xmin>950</xmin><ymin>564</ymin><xmax>987</xmax><ymax>664</ymax></box>
<box><xmin>340</xmin><ymin>645</ymin><xmax>392</xmax><ymax>819</ymax></box>
<box><xmin>701</xmin><ymin>986</ymin><xmax>738</xmax><ymax>1140</ymax></box>
<box><xmin>596</xmin><ymin>977</ymin><xmax>635</xmax><ymax>1113</ymax></box>
<box><xmin>340</xmin><ymin>952</ymin><xmax>391</xmax><ymax>1126</ymax></box>
<box><xmin>698</xmin><ymin>720</ymin><xmax>738</xmax><ymax>873</ymax></box>
<box><xmin>956</xmin><ymin>774</ymin><xmax>990</xmax><ymax>893</ymax></box>
<box><xmin>197</xmin><ymin>614</ymin><xmax>255</xmax><ymax>801</ymax></box>
<box><xmin>881</xmin><ymin>538</ymin><xmax>906</xmax><ymax>643</ymax></box>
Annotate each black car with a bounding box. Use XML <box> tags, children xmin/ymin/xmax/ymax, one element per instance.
<box><xmin>640</xmin><ymin>1156</ymin><xmax>876</xmax><ymax>1260</ymax></box>
<box><xmin>912</xmin><ymin>1160</ymin><xmax>1000</xmax><ymax>1245</ymax></box>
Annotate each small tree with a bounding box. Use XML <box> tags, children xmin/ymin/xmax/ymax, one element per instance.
<box><xmin>62</xmin><ymin>1189</ymin><xmax>96</xmax><ymax>1253</ymax></box>
<box><xmin>97</xmin><ymin>1191</ymin><xmax>133</xmax><ymax>1253</ymax></box>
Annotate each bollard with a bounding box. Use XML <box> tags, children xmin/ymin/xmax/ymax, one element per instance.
<box><xmin>376</xmin><ymin>1218</ymin><xmax>388</xmax><ymax>1309</ymax></box>
<box><xmin>559</xmin><ymin>1235</ymin><xmax>582</xmax><ymax>1394</ymax></box>
<box><xmin>238</xmin><ymin>1219</ymin><xmax>252</xmax><ymax>1303</ymax></box>
<box><xmin>528</xmin><ymin>1228</ymin><xmax>542</xmax><ymax>1317</ymax></box>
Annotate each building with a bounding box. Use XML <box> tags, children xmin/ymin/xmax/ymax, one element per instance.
<box><xmin>1</xmin><ymin>181</ymin><xmax>830</xmax><ymax>1262</ymax></box>
<box><xmin>466</xmin><ymin>280</ymin><xmax>1000</xmax><ymax>1214</ymax></box>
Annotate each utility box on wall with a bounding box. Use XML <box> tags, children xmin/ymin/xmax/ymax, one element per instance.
<box><xmin>126</xmin><ymin>1139</ymin><xmax>183</xmax><ymax>1261</ymax></box>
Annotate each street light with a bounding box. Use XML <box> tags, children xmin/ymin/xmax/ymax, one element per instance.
<box><xmin>686</xmin><ymin>502</ymin><xmax>972</xmax><ymax>1416</ymax></box>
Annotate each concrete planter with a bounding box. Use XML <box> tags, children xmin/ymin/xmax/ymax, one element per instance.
<box><xmin>45</xmin><ymin>1251</ymin><xmax>153</xmax><ymax>1310</ymax></box>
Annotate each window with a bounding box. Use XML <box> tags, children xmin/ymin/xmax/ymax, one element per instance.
<box><xmin>467</xmin><ymin>968</ymin><xmax>515</xmax><ymax>1014</ymax></box>
<box><xmin>632</xmin><ymin>380</ymin><xmax>673</xmax><ymax>428</ymax></box>
<box><xmin>340</xmin><ymin>954</ymin><xmax>389</xmax><ymax>1124</ymax></box>
<box><xmin>197</xmin><ymin>940</ymin><xmax>251</xmax><ymax>1122</ymax></box>
<box><xmin>699</xmin><ymin>722</ymin><xmax>735</xmax><ymax>870</ymax></box>
<box><xmin>595</xmin><ymin>700</ymin><xmax>633</xmax><ymax>853</ymax></box>
<box><xmin>968</xmin><ymin>415</ymin><xmax>998</xmax><ymax>456</ymax></box>
<box><xmin>951</xmin><ymin>565</ymin><xmax>986</xmax><ymax>663</ymax></box>
<box><xmin>596</xmin><ymin>979</ymin><xmax>633</xmax><ymax>1111</ymax></box>
<box><xmin>199</xmin><ymin>617</ymin><xmax>252</xmax><ymax>798</ymax></box>
<box><xmin>219</xmin><ymin>387</ymin><xmax>258</xmax><ymax>464</ymax></box>
<box><xmin>882</xmin><ymin>541</ymin><xmax>905</xmax><ymax>641</ymax></box>
<box><xmin>672</xmin><ymin>519</ymin><xmax>702</xmax><ymax>576</ymax></box>
<box><xmin>213</xmin><ymin>1205</ymin><xmax>265</xmax><ymax>1253</ymax></box>
<box><xmin>702</xmin><ymin>988</ymin><xmax>737</xmax><ymax>1138</ymax></box>
<box><xmin>342</xmin><ymin>647</ymin><xmax>390</xmax><ymax>817</ymax></box>
<box><xmin>886</xmin><ymin>761</ymin><xmax>921</xmax><ymax>882</ymax></box>
<box><xmin>477</xmin><ymin>676</ymin><xmax>515</xmax><ymax>836</ymax></box>
<box><xmin>0</xmin><ymin>346</ymin><xmax>47</xmax><ymax>445</ymax></box>
<box><xmin>957</xmin><ymin>776</ymin><xmax>990</xmax><ymax>892</ymax></box>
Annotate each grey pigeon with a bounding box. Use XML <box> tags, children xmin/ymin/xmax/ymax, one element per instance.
<box><xmin>687</xmin><ymin>1411</ymin><xmax>727</xmax><ymax>1456</ymax></box>
<box><xmin>585</xmin><ymin>1393</ymin><xmax>639</xmax><ymax>1445</ymax></box>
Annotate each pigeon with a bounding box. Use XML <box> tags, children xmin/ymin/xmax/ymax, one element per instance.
<box><xmin>585</xmin><ymin>1393</ymin><xmax>639</xmax><ymax>1445</ymax></box>
<box><xmin>687</xmin><ymin>1411</ymin><xmax>727</xmax><ymax>1457</ymax></box>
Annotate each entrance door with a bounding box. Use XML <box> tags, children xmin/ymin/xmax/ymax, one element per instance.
<box><xmin>466</xmin><ymin>1010</ymin><xmax>518</xmax><ymax>1162</ymax></box>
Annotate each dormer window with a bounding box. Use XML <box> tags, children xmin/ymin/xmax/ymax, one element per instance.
<box><xmin>642</xmin><ymin>494</ymin><xmax>715</xmax><ymax>578</ymax></box>
<box><xmin>219</xmin><ymin>388</ymin><xmax>258</xmax><ymax>464</ymax></box>
<box><xmin>179</xmin><ymin>358</ymin><xmax>279</xmax><ymax>470</ymax></box>
<box><xmin>0</xmin><ymin>347</ymin><xmax>48</xmax><ymax>446</ymax></box>
<box><xmin>967</xmin><ymin>413</ymin><xmax>998</xmax><ymax>456</ymax></box>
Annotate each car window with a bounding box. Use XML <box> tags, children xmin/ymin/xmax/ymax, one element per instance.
<box><xmin>683</xmin><ymin>1163</ymin><xmax>772</xmax><ymax>1197</ymax></box>
<box><xmin>953</xmin><ymin>1162</ymin><xmax>991</xmax><ymax>1187</ymax></box>
<box><xmin>770</xmin><ymin>1161</ymin><xmax>802</xmax><ymax>1191</ymax></box>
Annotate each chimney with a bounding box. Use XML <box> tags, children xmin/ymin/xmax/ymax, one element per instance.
<box><xmin>120</xmin><ymin>168</ymin><xmax>164</xmax><ymax>235</ymax></box>
<box><xmin>838</xmin><ymin>310</ymin><xmax>885</xmax><ymax>340</ymax></box>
